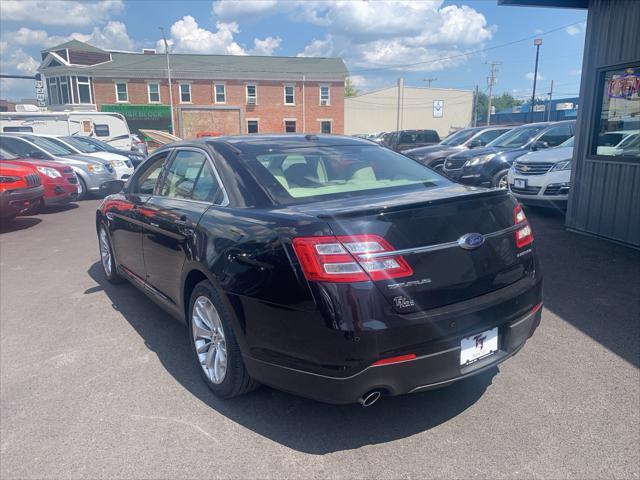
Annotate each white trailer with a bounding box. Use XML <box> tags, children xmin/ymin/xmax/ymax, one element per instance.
<box><xmin>0</xmin><ymin>110</ymin><xmax>132</xmax><ymax>150</ymax></box>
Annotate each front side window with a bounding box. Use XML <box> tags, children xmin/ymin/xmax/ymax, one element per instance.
<box><xmin>247</xmin><ymin>120</ymin><xmax>259</xmax><ymax>134</ymax></box>
<box><xmin>246</xmin><ymin>84</ymin><xmax>257</xmax><ymax>104</ymax></box>
<box><xmin>285</xmin><ymin>120</ymin><xmax>296</xmax><ymax>133</ymax></box>
<box><xmin>62</xmin><ymin>136</ymin><xmax>102</xmax><ymax>153</ymax></box>
<box><xmin>242</xmin><ymin>144</ymin><xmax>451</xmax><ymax>202</ymax></box>
<box><xmin>214</xmin><ymin>84</ymin><xmax>225</xmax><ymax>103</ymax></box>
<box><xmin>538</xmin><ymin>124</ymin><xmax>574</xmax><ymax>147</ymax></box>
<box><xmin>320</xmin><ymin>121</ymin><xmax>331</xmax><ymax>134</ymax></box>
<box><xmin>77</xmin><ymin>76</ymin><xmax>92</xmax><ymax>104</ymax></box>
<box><xmin>592</xmin><ymin>64</ymin><xmax>640</xmax><ymax>159</ymax></box>
<box><xmin>320</xmin><ymin>85</ymin><xmax>330</xmax><ymax>105</ymax></box>
<box><xmin>148</xmin><ymin>83</ymin><xmax>160</xmax><ymax>103</ymax></box>
<box><xmin>180</xmin><ymin>83</ymin><xmax>191</xmax><ymax>103</ymax></box>
<box><xmin>116</xmin><ymin>82</ymin><xmax>128</xmax><ymax>102</ymax></box>
<box><xmin>284</xmin><ymin>85</ymin><xmax>295</xmax><ymax>105</ymax></box>
<box><xmin>476</xmin><ymin>129</ymin><xmax>509</xmax><ymax>145</ymax></box>
<box><xmin>441</xmin><ymin>129</ymin><xmax>476</xmax><ymax>146</ymax></box>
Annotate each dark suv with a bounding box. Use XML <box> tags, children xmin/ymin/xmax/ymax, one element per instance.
<box><xmin>384</xmin><ymin>129</ymin><xmax>440</xmax><ymax>152</ymax></box>
<box><xmin>443</xmin><ymin>120</ymin><xmax>575</xmax><ymax>188</ymax></box>
<box><xmin>404</xmin><ymin>126</ymin><xmax>513</xmax><ymax>171</ymax></box>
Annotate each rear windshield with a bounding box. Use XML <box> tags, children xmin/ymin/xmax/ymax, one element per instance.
<box><xmin>400</xmin><ymin>131</ymin><xmax>439</xmax><ymax>143</ymax></box>
<box><xmin>487</xmin><ymin>125</ymin><xmax>546</xmax><ymax>148</ymax></box>
<box><xmin>239</xmin><ymin>144</ymin><xmax>452</xmax><ymax>204</ymax></box>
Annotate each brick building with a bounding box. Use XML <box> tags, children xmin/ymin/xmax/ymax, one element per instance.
<box><xmin>37</xmin><ymin>40</ymin><xmax>348</xmax><ymax>138</ymax></box>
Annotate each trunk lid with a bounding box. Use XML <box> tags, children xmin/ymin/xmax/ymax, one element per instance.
<box><xmin>291</xmin><ymin>185</ymin><xmax>533</xmax><ymax>313</ymax></box>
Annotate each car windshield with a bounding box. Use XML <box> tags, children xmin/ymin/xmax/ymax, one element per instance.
<box><xmin>0</xmin><ymin>147</ymin><xmax>17</xmax><ymax>160</ymax></box>
<box><xmin>23</xmin><ymin>136</ymin><xmax>76</xmax><ymax>156</ymax></box>
<box><xmin>487</xmin><ymin>125</ymin><xmax>546</xmax><ymax>148</ymax></box>
<box><xmin>240</xmin><ymin>144</ymin><xmax>452</xmax><ymax>204</ymax></box>
<box><xmin>440</xmin><ymin>129</ymin><xmax>476</xmax><ymax>146</ymax></box>
<box><xmin>559</xmin><ymin>136</ymin><xmax>575</xmax><ymax>147</ymax></box>
<box><xmin>63</xmin><ymin>136</ymin><xmax>102</xmax><ymax>153</ymax></box>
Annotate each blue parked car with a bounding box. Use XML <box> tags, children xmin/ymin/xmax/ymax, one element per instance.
<box><xmin>442</xmin><ymin>120</ymin><xmax>575</xmax><ymax>188</ymax></box>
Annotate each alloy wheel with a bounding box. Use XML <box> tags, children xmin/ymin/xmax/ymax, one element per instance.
<box><xmin>99</xmin><ymin>227</ymin><xmax>112</xmax><ymax>276</ymax></box>
<box><xmin>192</xmin><ymin>296</ymin><xmax>227</xmax><ymax>384</ymax></box>
<box><xmin>497</xmin><ymin>174</ymin><xmax>508</xmax><ymax>189</ymax></box>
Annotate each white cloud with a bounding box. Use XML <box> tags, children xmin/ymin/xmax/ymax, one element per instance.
<box><xmin>569</xmin><ymin>68</ymin><xmax>582</xmax><ymax>76</ymax></box>
<box><xmin>525</xmin><ymin>72</ymin><xmax>544</xmax><ymax>81</ymax></box>
<box><xmin>212</xmin><ymin>0</ymin><xmax>279</xmax><ymax>18</ymax></box>
<box><xmin>72</xmin><ymin>21</ymin><xmax>136</xmax><ymax>51</ymax></box>
<box><xmin>297</xmin><ymin>1</ymin><xmax>494</xmax><ymax>72</ymax></box>
<box><xmin>0</xmin><ymin>0</ymin><xmax>124</xmax><ymax>27</ymax></box>
<box><xmin>251</xmin><ymin>36</ymin><xmax>282</xmax><ymax>56</ymax></box>
<box><xmin>565</xmin><ymin>25</ymin><xmax>580</xmax><ymax>36</ymax></box>
<box><xmin>156</xmin><ymin>16</ymin><xmax>281</xmax><ymax>56</ymax></box>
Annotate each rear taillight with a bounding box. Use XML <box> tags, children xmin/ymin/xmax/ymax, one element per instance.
<box><xmin>514</xmin><ymin>204</ymin><xmax>534</xmax><ymax>248</ymax></box>
<box><xmin>292</xmin><ymin>234</ymin><xmax>413</xmax><ymax>283</ymax></box>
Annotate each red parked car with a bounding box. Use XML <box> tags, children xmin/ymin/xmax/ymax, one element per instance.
<box><xmin>0</xmin><ymin>148</ymin><xmax>78</xmax><ymax>208</ymax></box>
<box><xmin>0</xmin><ymin>162</ymin><xmax>44</xmax><ymax>220</ymax></box>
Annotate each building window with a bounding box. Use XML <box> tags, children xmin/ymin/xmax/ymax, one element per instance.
<box><xmin>59</xmin><ymin>77</ymin><xmax>70</xmax><ymax>104</ymax></box>
<box><xmin>180</xmin><ymin>83</ymin><xmax>191</xmax><ymax>103</ymax></box>
<box><xmin>47</xmin><ymin>77</ymin><xmax>59</xmax><ymax>105</ymax></box>
<box><xmin>284</xmin><ymin>85</ymin><xmax>295</xmax><ymax>105</ymax></box>
<box><xmin>148</xmin><ymin>83</ymin><xmax>160</xmax><ymax>103</ymax></box>
<box><xmin>320</xmin><ymin>85</ymin><xmax>330</xmax><ymax>106</ymax></box>
<box><xmin>247</xmin><ymin>120</ymin><xmax>259</xmax><ymax>134</ymax></box>
<box><xmin>115</xmin><ymin>82</ymin><xmax>128</xmax><ymax>102</ymax></box>
<box><xmin>77</xmin><ymin>76</ymin><xmax>92</xmax><ymax>104</ymax></box>
<box><xmin>592</xmin><ymin>63</ymin><xmax>640</xmax><ymax>160</ymax></box>
<box><xmin>214</xmin><ymin>84</ymin><xmax>226</xmax><ymax>104</ymax></box>
<box><xmin>246</xmin><ymin>84</ymin><xmax>257</xmax><ymax>104</ymax></box>
<box><xmin>284</xmin><ymin>120</ymin><xmax>296</xmax><ymax>133</ymax></box>
<box><xmin>320</xmin><ymin>120</ymin><xmax>332</xmax><ymax>134</ymax></box>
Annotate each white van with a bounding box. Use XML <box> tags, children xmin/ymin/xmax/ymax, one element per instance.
<box><xmin>0</xmin><ymin>110</ymin><xmax>132</xmax><ymax>150</ymax></box>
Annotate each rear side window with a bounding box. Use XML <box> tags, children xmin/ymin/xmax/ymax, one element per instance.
<box><xmin>94</xmin><ymin>124</ymin><xmax>110</xmax><ymax>137</ymax></box>
<box><xmin>3</xmin><ymin>126</ymin><xmax>33</xmax><ymax>133</ymax></box>
<box><xmin>243</xmin><ymin>144</ymin><xmax>451</xmax><ymax>202</ymax></box>
<box><xmin>158</xmin><ymin>149</ymin><xmax>223</xmax><ymax>203</ymax></box>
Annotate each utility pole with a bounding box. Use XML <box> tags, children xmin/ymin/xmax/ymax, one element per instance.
<box><xmin>396</xmin><ymin>77</ymin><xmax>404</xmax><ymax>132</ymax></box>
<box><xmin>423</xmin><ymin>78</ymin><xmax>437</xmax><ymax>88</ymax></box>
<box><xmin>160</xmin><ymin>27</ymin><xmax>175</xmax><ymax>135</ymax></box>
<box><xmin>530</xmin><ymin>38</ymin><xmax>543</xmax><ymax>123</ymax></box>
<box><xmin>473</xmin><ymin>84</ymin><xmax>479</xmax><ymax>127</ymax></box>
<box><xmin>546</xmin><ymin>79</ymin><xmax>554</xmax><ymax>122</ymax></box>
<box><xmin>486</xmin><ymin>61</ymin><xmax>501</xmax><ymax>126</ymax></box>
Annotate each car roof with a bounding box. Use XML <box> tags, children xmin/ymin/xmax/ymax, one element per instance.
<box><xmin>193</xmin><ymin>134</ymin><xmax>376</xmax><ymax>151</ymax></box>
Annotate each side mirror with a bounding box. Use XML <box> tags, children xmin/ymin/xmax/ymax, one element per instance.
<box><xmin>532</xmin><ymin>140</ymin><xmax>550</xmax><ymax>150</ymax></box>
<box><xmin>467</xmin><ymin>139</ymin><xmax>485</xmax><ymax>148</ymax></box>
<box><xmin>99</xmin><ymin>179</ymin><xmax>125</xmax><ymax>196</ymax></box>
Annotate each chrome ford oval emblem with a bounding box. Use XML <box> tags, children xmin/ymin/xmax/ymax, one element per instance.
<box><xmin>458</xmin><ymin>232</ymin><xmax>485</xmax><ymax>250</ymax></box>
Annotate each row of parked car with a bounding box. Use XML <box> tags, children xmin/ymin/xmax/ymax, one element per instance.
<box><xmin>0</xmin><ymin>133</ymin><xmax>145</xmax><ymax>220</ymax></box>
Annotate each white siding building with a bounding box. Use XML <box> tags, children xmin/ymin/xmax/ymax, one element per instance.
<box><xmin>345</xmin><ymin>85</ymin><xmax>474</xmax><ymax>137</ymax></box>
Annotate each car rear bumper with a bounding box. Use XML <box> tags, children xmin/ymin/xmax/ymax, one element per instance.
<box><xmin>0</xmin><ymin>185</ymin><xmax>44</xmax><ymax>217</ymax></box>
<box><xmin>243</xmin><ymin>293</ymin><xmax>542</xmax><ymax>405</ymax></box>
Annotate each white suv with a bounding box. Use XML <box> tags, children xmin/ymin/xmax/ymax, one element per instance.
<box><xmin>507</xmin><ymin>136</ymin><xmax>574</xmax><ymax>209</ymax></box>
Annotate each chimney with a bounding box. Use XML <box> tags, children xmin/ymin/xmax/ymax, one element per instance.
<box><xmin>142</xmin><ymin>48</ymin><xmax>156</xmax><ymax>55</ymax></box>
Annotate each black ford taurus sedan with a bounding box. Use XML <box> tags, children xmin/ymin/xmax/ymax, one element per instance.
<box><xmin>96</xmin><ymin>135</ymin><xmax>542</xmax><ymax>406</ymax></box>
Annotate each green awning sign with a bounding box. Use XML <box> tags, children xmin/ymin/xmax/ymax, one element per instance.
<box><xmin>101</xmin><ymin>104</ymin><xmax>171</xmax><ymax>121</ymax></box>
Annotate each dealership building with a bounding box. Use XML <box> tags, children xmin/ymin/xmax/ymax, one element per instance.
<box><xmin>502</xmin><ymin>0</ymin><xmax>639</xmax><ymax>247</ymax></box>
<box><xmin>37</xmin><ymin>40</ymin><xmax>348</xmax><ymax>138</ymax></box>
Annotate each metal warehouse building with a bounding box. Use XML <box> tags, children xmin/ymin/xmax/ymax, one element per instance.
<box><xmin>501</xmin><ymin>0</ymin><xmax>639</xmax><ymax>247</ymax></box>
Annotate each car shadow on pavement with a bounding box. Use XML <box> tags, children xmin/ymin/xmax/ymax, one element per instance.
<box><xmin>87</xmin><ymin>261</ymin><xmax>496</xmax><ymax>454</ymax></box>
<box><xmin>39</xmin><ymin>203</ymin><xmax>79</xmax><ymax>215</ymax></box>
<box><xmin>524</xmin><ymin>206</ymin><xmax>640</xmax><ymax>368</ymax></box>
<box><xmin>0</xmin><ymin>217</ymin><xmax>42</xmax><ymax>234</ymax></box>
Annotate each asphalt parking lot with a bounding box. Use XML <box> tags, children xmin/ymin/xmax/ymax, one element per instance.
<box><xmin>1</xmin><ymin>200</ymin><xmax>639</xmax><ymax>479</ymax></box>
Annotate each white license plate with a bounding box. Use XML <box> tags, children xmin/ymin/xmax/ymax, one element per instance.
<box><xmin>514</xmin><ymin>178</ymin><xmax>527</xmax><ymax>189</ymax></box>
<box><xmin>460</xmin><ymin>327</ymin><xmax>499</xmax><ymax>366</ymax></box>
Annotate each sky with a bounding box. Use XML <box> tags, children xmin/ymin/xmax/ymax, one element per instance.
<box><xmin>0</xmin><ymin>0</ymin><xmax>587</xmax><ymax>102</ymax></box>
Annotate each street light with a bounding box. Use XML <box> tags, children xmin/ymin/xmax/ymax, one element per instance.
<box><xmin>530</xmin><ymin>38</ymin><xmax>542</xmax><ymax>123</ymax></box>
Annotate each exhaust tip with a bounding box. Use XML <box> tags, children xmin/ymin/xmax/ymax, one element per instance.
<box><xmin>358</xmin><ymin>390</ymin><xmax>381</xmax><ymax>407</ymax></box>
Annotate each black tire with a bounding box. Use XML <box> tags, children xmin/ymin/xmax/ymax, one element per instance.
<box><xmin>491</xmin><ymin>169</ymin><xmax>509</xmax><ymax>189</ymax></box>
<box><xmin>188</xmin><ymin>280</ymin><xmax>258</xmax><ymax>398</ymax></box>
<box><xmin>77</xmin><ymin>176</ymin><xmax>88</xmax><ymax>201</ymax></box>
<box><xmin>98</xmin><ymin>223</ymin><xmax>123</xmax><ymax>284</ymax></box>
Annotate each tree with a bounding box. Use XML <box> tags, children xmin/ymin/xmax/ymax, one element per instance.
<box><xmin>475</xmin><ymin>91</ymin><xmax>523</xmax><ymax>122</ymax></box>
<box><xmin>344</xmin><ymin>77</ymin><xmax>359</xmax><ymax>97</ymax></box>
